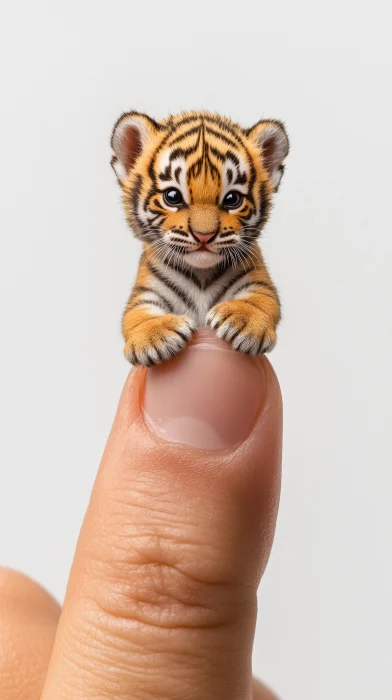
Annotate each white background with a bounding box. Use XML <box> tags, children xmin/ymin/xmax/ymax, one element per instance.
<box><xmin>0</xmin><ymin>2</ymin><xmax>391</xmax><ymax>698</ymax></box>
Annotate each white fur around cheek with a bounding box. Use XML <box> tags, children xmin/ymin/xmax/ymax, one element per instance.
<box><xmin>243</xmin><ymin>208</ymin><xmax>261</xmax><ymax>226</ymax></box>
<box><xmin>177</xmin><ymin>165</ymin><xmax>189</xmax><ymax>204</ymax></box>
<box><xmin>137</xmin><ymin>198</ymin><xmax>150</xmax><ymax>224</ymax></box>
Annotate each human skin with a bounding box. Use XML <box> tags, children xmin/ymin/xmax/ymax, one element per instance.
<box><xmin>0</xmin><ymin>331</ymin><xmax>282</xmax><ymax>699</ymax></box>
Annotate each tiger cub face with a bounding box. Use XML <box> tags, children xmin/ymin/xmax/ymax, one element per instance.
<box><xmin>111</xmin><ymin>111</ymin><xmax>289</xmax><ymax>270</ymax></box>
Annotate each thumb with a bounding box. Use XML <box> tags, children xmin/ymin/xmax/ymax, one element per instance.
<box><xmin>41</xmin><ymin>332</ymin><xmax>282</xmax><ymax>700</ymax></box>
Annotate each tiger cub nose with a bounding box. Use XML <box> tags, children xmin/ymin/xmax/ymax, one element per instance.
<box><xmin>193</xmin><ymin>231</ymin><xmax>216</xmax><ymax>243</ymax></box>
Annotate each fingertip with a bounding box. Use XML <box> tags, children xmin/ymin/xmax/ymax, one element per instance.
<box><xmin>143</xmin><ymin>330</ymin><xmax>281</xmax><ymax>451</ymax></box>
<box><xmin>0</xmin><ymin>567</ymin><xmax>60</xmax><ymax>620</ymax></box>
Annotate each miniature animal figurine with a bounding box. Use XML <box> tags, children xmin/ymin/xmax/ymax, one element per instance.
<box><xmin>111</xmin><ymin>110</ymin><xmax>289</xmax><ymax>366</ymax></box>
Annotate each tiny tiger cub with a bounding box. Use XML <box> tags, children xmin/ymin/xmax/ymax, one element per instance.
<box><xmin>110</xmin><ymin>110</ymin><xmax>289</xmax><ymax>367</ymax></box>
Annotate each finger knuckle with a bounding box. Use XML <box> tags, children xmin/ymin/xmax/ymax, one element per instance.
<box><xmin>81</xmin><ymin>490</ymin><xmax>248</xmax><ymax>636</ymax></box>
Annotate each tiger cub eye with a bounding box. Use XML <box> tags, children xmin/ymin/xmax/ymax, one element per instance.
<box><xmin>163</xmin><ymin>188</ymin><xmax>183</xmax><ymax>206</ymax></box>
<box><xmin>222</xmin><ymin>191</ymin><xmax>243</xmax><ymax>209</ymax></box>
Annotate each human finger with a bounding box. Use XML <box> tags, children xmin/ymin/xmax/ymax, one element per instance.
<box><xmin>42</xmin><ymin>332</ymin><xmax>282</xmax><ymax>700</ymax></box>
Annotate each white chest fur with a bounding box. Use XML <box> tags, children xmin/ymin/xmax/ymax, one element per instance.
<box><xmin>149</xmin><ymin>259</ymin><xmax>252</xmax><ymax>328</ymax></box>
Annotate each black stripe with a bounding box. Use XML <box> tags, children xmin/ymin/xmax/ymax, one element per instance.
<box><xmin>167</xmin><ymin>125</ymin><xmax>201</xmax><ymax>146</ymax></box>
<box><xmin>210</xmin><ymin>268</ymin><xmax>253</xmax><ymax>306</ymax></box>
<box><xmin>206</xmin><ymin>263</ymin><xmax>230</xmax><ymax>286</ymax></box>
<box><xmin>169</xmin><ymin>125</ymin><xmax>202</xmax><ymax>162</ymax></box>
<box><xmin>169</xmin><ymin>236</ymin><xmax>192</xmax><ymax>245</ymax></box>
<box><xmin>159</xmin><ymin>165</ymin><xmax>172</xmax><ymax>181</ymax></box>
<box><xmin>170</xmin><ymin>229</ymin><xmax>188</xmax><ymax>237</ymax></box>
<box><xmin>131</xmin><ymin>173</ymin><xmax>142</xmax><ymax>220</ymax></box>
<box><xmin>234</xmin><ymin>170</ymin><xmax>247</xmax><ymax>186</ymax></box>
<box><xmin>255</xmin><ymin>181</ymin><xmax>270</xmax><ymax>230</ymax></box>
<box><xmin>169</xmin><ymin>144</ymin><xmax>200</xmax><ymax>162</ymax></box>
<box><xmin>169</xmin><ymin>259</ymin><xmax>229</xmax><ymax>290</ymax></box>
<box><xmin>234</xmin><ymin>280</ymin><xmax>276</xmax><ymax>295</ymax></box>
<box><xmin>204</xmin><ymin>115</ymin><xmax>245</xmax><ymax>144</ymax></box>
<box><xmin>133</xmin><ymin>285</ymin><xmax>152</xmax><ymax>294</ymax></box>
<box><xmin>208</xmin><ymin>147</ymin><xmax>248</xmax><ymax>189</ymax></box>
<box><xmin>166</xmin><ymin>261</ymin><xmax>203</xmax><ymax>288</ymax></box>
<box><xmin>129</xmin><ymin>299</ymin><xmax>169</xmax><ymax>313</ymax></box>
<box><xmin>163</xmin><ymin>114</ymin><xmax>245</xmax><ymax>145</ymax></box>
<box><xmin>240</xmin><ymin>181</ymin><xmax>270</xmax><ymax>229</ymax></box>
<box><xmin>151</xmin><ymin>113</ymin><xmax>248</xmax><ymax>169</ymax></box>
<box><xmin>148</xmin><ymin>118</ymin><xmax>201</xmax><ymax>179</ymax></box>
<box><xmin>147</xmin><ymin>262</ymin><xmax>198</xmax><ymax>313</ymax></box>
<box><xmin>205</xmin><ymin>126</ymin><xmax>238</xmax><ymax>148</ymax></box>
<box><xmin>133</xmin><ymin>286</ymin><xmax>175</xmax><ymax>313</ymax></box>
<box><xmin>187</xmin><ymin>158</ymin><xmax>202</xmax><ymax>181</ymax></box>
<box><xmin>147</xmin><ymin>213</ymin><xmax>165</xmax><ymax>225</ymax></box>
<box><xmin>208</xmin><ymin>145</ymin><xmax>226</xmax><ymax>162</ymax></box>
<box><xmin>225</xmin><ymin>151</ymin><xmax>241</xmax><ymax>168</ymax></box>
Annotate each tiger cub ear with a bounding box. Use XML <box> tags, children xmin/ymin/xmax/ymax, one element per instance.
<box><xmin>111</xmin><ymin>112</ymin><xmax>161</xmax><ymax>186</ymax></box>
<box><xmin>246</xmin><ymin>120</ymin><xmax>289</xmax><ymax>192</ymax></box>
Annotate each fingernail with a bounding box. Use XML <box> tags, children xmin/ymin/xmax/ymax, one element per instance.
<box><xmin>143</xmin><ymin>330</ymin><xmax>266</xmax><ymax>450</ymax></box>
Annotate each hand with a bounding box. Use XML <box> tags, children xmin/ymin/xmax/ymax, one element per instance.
<box><xmin>0</xmin><ymin>331</ymin><xmax>282</xmax><ymax>700</ymax></box>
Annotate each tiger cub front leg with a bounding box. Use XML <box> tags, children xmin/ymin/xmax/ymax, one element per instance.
<box><xmin>206</xmin><ymin>283</ymin><xmax>281</xmax><ymax>355</ymax></box>
<box><xmin>123</xmin><ymin>298</ymin><xmax>196</xmax><ymax>367</ymax></box>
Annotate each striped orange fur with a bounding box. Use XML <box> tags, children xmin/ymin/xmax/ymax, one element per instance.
<box><xmin>111</xmin><ymin>110</ymin><xmax>289</xmax><ymax>366</ymax></box>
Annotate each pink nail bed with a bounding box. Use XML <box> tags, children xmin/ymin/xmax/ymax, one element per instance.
<box><xmin>143</xmin><ymin>332</ymin><xmax>265</xmax><ymax>450</ymax></box>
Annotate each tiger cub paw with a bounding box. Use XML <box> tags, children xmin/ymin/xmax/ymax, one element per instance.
<box><xmin>124</xmin><ymin>315</ymin><xmax>196</xmax><ymax>367</ymax></box>
<box><xmin>206</xmin><ymin>301</ymin><xmax>277</xmax><ymax>355</ymax></box>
